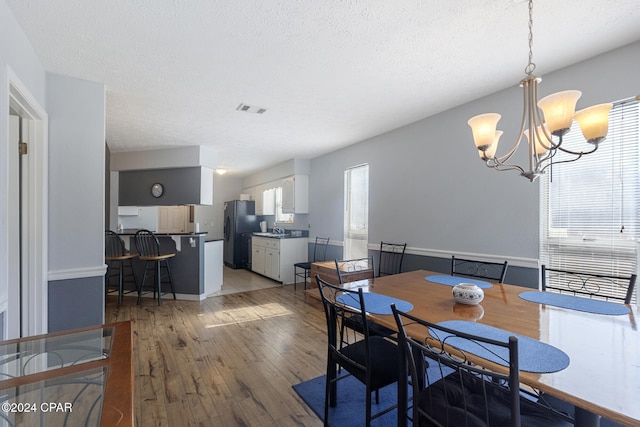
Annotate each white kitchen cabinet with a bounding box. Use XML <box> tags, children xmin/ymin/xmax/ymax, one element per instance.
<box><xmin>262</xmin><ymin>187</ymin><xmax>276</xmax><ymax>215</ymax></box>
<box><xmin>281</xmin><ymin>175</ymin><xmax>309</xmax><ymax>214</ymax></box>
<box><xmin>252</xmin><ymin>244</ymin><xmax>266</xmax><ymax>276</ymax></box>
<box><xmin>265</xmin><ymin>246</ymin><xmax>280</xmax><ymax>279</ymax></box>
<box><xmin>254</xmin><ymin>184</ymin><xmax>264</xmax><ymax>215</ymax></box>
<box><xmin>251</xmin><ymin>236</ymin><xmax>308</xmax><ymax>283</ymax></box>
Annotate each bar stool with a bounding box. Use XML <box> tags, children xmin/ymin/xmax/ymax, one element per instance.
<box><xmin>134</xmin><ymin>229</ymin><xmax>176</xmax><ymax>305</ymax></box>
<box><xmin>105</xmin><ymin>230</ymin><xmax>139</xmax><ymax>305</ymax></box>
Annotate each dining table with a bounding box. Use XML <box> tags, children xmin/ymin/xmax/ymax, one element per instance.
<box><xmin>322</xmin><ymin>269</ymin><xmax>640</xmax><ymax>427</ymax></box>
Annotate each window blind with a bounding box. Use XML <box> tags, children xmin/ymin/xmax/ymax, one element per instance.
<box><xmin>540</xmin><ymin>97</ymin><xmax>639</xmax><ymax>303</ymax></box>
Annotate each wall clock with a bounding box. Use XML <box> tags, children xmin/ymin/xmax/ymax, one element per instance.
<box><xmin>151</xmin><ymin>183</ymin><xmax>164</xmax><ymax>198</ymax></box>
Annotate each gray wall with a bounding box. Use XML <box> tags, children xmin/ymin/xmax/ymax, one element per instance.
<box><xmin>1</xmin><ymin>1</ymin><xmax>106</xmax><ymax>333</ymax></box>
<box><xmin>0</xmin><ymin>0</ymin><xmax>47</xmax><ymax>304</ymax></box>
<box><xmin>308</xmin><ymin>41</ymin><xmax>640</xmax><ymax>288</ymax></box>
<box><xmin>46</xmin><ymin>72</ymin><xmax>106</xmax><ymax>331</ymax></box>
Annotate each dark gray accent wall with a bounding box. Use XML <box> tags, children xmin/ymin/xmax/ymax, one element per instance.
<box><xmin>48</xmin><ymin>277</ymin><xmax>104</xmax><ymax>332</ymax></box>
<box><xmin>119</xmin><ymin>167</ymin><xmax>205</xmax><ymax>206</ymax></box>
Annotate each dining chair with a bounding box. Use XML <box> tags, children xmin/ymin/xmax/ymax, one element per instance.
<box><xmin>134</xmin><ymin>229</ymin><xmax>177</xmax><ymax>305</ymax></box>
<box><xmin>293</xmin><ymin>236</ymin><xmax>330</xmax><ymax>290</ymax></box>
<box><xmin>391</xmin><ymin>305</ymin><xmax>573</xmax><ymax>427</ymax></box>
<box><xmin>451</xmin><ymin>255</ymin><xmax>508</xmax><ymax>283</ymax></box>
<box><xmin>316</xmin><ymin>275</ymin><xmax>400</xmax><ymax>427</ymax></box>
<box><xmin>335</xmin><ymin>256</ymin><xmax>375</xmax><ymax>284</ymax></box>
<box><xmin>105</xmin><ymin>230</ymin><xmax>139</xmax><ymax>305</ymax></box>
<box><xmin>541</xmin><ymin>264</ymin><xmax>637</xmax><ymax>304</ymax></box>
<box><xmin>377</xmin><ymin>241</ymin><xmax>407</xmax><ymax>277</ymax></box>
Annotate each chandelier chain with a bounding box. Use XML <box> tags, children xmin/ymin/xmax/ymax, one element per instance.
<box><xmin>525</xmin><ymin>0</ymin><xmax>536</xmax><ymax>75</ymax></box>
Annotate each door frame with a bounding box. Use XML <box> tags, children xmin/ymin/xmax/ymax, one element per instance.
<box><xmin>5</xmin><ymin>66</ymin><xmax>48</xmax><ymax>337</ymax></box>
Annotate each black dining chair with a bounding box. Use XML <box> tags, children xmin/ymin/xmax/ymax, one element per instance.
<box><xmin>134</xmin><ymin>229</ymin><xmax>177</xmax><ymax>305</ymax></box>
<box><xmin>391</xmin><ymin>305</ymin><xmax>573</xmax><ymax>427</ymax></box>
<box><xmin>451</xmin><ymin>255</ymin><xmax>508</xmax><ymax>283</ymax></box>
<box><xmin>105</xmin><ymin>230</ymin><xmax>139</xmax><ymax>305</ymax></box>
<box><xmin>294</xmin><ymin>236</ymin><xmax>330</xmax><ymax>290</ymax></box>
<box><xmin>541</xmin><ymin>264</ymin><xmax>637</xmax><ymax>304</ymax></box>
<box><xmin>316</xmin><ymin>275</ymin><xmax>400</xmax><ymax>427</ymax></box>
<box><xmin>335</xmin><ymin>256</ymin><xmax>375</xmax><ymax>284</ymax></box>
<box><xmin>378</xmin><ymin>241</ymin><xmax>407</xmax><ymax>277</ymax></box>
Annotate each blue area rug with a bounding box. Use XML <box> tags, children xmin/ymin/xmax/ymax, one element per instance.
<box><xmin>336</xmin><ymin>292</ymin><xmax>413</xmax><ymax>314</ymax></box>
<box><xmin>437</xmin><ymin>320</ymin><xmax>570</xmax><ymax>373</ymax></box>
<box><xmin>519</xmin><ymin>291</ymin><xmax>630</xmax><ymax>315</ymax></box>
<box><xmin>293</xmin><ymin>375</ymin><xmax>402</xmax><ymax>426</ymax></box>
<box><xmin>294</xmin><ymin>371</ymin><xmax>624</xmax><ymax>426</ymax></box>
<box><xmin>425</xmin><ymin>275</ymin><xmax>493</xmax><ymax>289</ymax></box>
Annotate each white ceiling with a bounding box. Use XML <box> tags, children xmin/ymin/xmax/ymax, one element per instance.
<box><xmin>6</xmin><ymin>0</ymin><xmax>640</xmax><ymax>176</ymax></box>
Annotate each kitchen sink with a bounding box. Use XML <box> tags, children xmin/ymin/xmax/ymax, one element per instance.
<box><xmin>253</xmin><ymin>232</ymin><xmax>283</xmax><ymax>237</ymax></box>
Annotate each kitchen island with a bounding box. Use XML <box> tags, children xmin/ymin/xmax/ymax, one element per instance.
<box><xmin>116</xmin><ymin>230</ymin><xmax>223</xmax><ymax>300</ymax></box>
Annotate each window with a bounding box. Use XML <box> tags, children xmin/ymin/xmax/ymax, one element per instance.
<box><xmin>274</xmin><ymin>187</ymin><xmax>293</xmax><ymax>223</ymax></box>
<box><xmin>344</xmin><ymin>164</ymin><xmax>369</xmax><ymax>259</ymax></box>
<box><xmin>540</xmin><ymin>97</ymin><xmax>639</xmax><ymax>303</ymax></box>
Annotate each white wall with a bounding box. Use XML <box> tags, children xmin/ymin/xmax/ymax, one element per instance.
<box><xmin>309</xmin><ymin>41</ymin><xmax>640</xmax><ymax>267</ymax></box>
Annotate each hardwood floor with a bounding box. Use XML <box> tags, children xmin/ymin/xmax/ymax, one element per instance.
<box><xmin>105</xmin><ymin>285</ymin><xmax>326</xmax><ymax>426</ymax></box>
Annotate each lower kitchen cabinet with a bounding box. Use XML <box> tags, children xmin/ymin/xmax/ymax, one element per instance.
<box><xmin>251</xmin><ymin>236</ymin><xmax>308</xmax><ymax>284</ymax></box>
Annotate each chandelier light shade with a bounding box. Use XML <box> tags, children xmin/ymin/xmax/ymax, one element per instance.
<box><xmin>574</xmin><ymin>103</ymin><xmax>613</xmax><ymax>143</ymax></box>
<box><xmin>467</xmin><ymin>0</ymin><xmax>613</xmax><ymax>182</ymax></box>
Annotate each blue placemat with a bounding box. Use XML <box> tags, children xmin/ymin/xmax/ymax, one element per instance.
<box><xmin>519</xmin><ymin>291</ymin><xmax>630</xmax><ymax>316</ymax></box>
<box><xmin>425</xmin><ymin>275</ymin><xmax>493</xmax><ymax>289</ymax></box>
<box><xmin>336</xmin><ymin>292</ymin><xmax>413</xmax><ymax>315</ymax></box>
<box><xmin>436</xmin><ymin>320</ymin><xmax>570</xmax><ymax>373</ymax></box>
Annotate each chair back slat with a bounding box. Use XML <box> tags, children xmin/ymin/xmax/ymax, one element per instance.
<box><xmin>105</xmin><ymin>230</ymin><xmax>127</xmax><ymax>257</ymax></box>
<box><xmin>542</xmin><ymin>264</ymin><xmax>637</xmax><ymax>304</ymax></box>
<box><xmin>134</xmin><ymin>229</ymin><xmax>161</xmax><ymax>257</ymax></box>
<box><xmin>335</xmin><ymin>256</ymin><xmax>375</xmax><ymax>284</ymax></box>
<box><xmin>378</xmin><ymin>242</ymin><xmax>407</xmax><ymax>276</ymax></box>
<box><xmin>312</xmin><ymin>236</ymin><xmax>330</xmax><ymax>262</ymax></box>
<box><xmin>451</xmin><ymin>255</ymin><xmax>508</xmax><ymax>283</ymax></box>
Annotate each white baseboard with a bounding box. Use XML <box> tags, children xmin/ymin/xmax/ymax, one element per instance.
<box><xmin>48</xmin><ymin>265</ymin><xmax>108</xmax><ymax>281</ymax></box>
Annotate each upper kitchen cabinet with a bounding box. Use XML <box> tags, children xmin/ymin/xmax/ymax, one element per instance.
<box><xmin>119</xmin><ymin>167</ymin><xmax>213</xmax><ymax>206</ymax></box>
<box><xmin>242</xmin><ymin>184</ymin><xmax>276</xmax><ymax>215</ymax></box>
<box><xmin>281</xmin><ymin>175</ymin><xmax>309</xmax><ymax>214</ymax></box>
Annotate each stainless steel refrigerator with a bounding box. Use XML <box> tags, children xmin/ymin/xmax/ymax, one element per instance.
<box><xmin>223</xmin><ymin>200</ymin><xmax>260</xmax><ymax>269</ymax></box>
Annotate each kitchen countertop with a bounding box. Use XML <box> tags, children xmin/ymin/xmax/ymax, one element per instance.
<box><xmin>252</xmin><ymin>232</ymin><xmax>308</xmax><ymax>239</ymax></box>
<box><xmin>117</xmin><ymin>229</ymin><xmax>208</xmax><ymax>236</ymax></box>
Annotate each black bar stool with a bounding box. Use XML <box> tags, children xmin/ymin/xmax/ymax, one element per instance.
<box><xmin>105</xmin><ymin>230</ymin><xmax>139</xmax><ymax>305</ymax></box>
<box><xmin>134</xmin><ymin>229</ymin><xmax>176</xmax><ymax>305</ymax></box>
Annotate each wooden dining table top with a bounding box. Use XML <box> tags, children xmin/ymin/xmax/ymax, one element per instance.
<box><xmin>333</xmin><ymin>269</ymin><xmax>640</xmax><ymax>427</ymax></box>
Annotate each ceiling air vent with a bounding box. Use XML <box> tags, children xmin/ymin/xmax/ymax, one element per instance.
<box><xmin>236</xmin><ymin>103</ymin><xmax>267</xmax><ymax>114</ymax></box>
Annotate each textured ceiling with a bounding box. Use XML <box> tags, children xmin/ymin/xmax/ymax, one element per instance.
<box><xmin>6</xmin><ymin>0</ymin><xmax>640</xmax><ymax>176</ymax></box>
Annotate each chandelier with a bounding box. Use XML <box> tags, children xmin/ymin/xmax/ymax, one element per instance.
<box><xmin>467</xmin><ymin>0</ymin><xmax>612</xmax><ymax>182</ymax></box>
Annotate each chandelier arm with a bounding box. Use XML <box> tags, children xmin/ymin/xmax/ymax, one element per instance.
<box><xmin>492</xmin><ymin>81</ymin><xmax>531</xmax><ymax>165</ymax></box>
<box><xmin>531</xmin><ymin>82</ymin><xmax>561</xmax><ymax>150</ymax></box>
<box><xmin>486</xmin><ymin>161</ymin><xmax>526</xmax><ymax>175</ymax></box>
<box><xmin>537</xmin><ymin>152</ymin><xmax>589</xmax><ymax>174</ymax></box>
<box><xmin>556</xmin><ymin>144</ymin><xmax>599</xmax><ymax>156</ymax></box>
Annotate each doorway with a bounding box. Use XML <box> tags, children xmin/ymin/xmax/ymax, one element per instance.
<box><xmin>344</xmin><ymin>164</ymin><xmax>369</xmax><ymax>259</ymax></box>
<box><xmin>2</xmin><ymin>69</ymin><xmax>48</xmax><ymax>339</ymax></box>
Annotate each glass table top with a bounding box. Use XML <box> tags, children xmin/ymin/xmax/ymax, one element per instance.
<box><xmin>0</xmin><ymin>327</ymin><xmax>114</xmax><ymax>381</ymax></box>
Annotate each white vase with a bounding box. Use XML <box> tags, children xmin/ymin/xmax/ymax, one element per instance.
<box><xmin>452</xmin><ymin>283</ymin><xmax>485</xmax><ymax>305</ymax></box>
